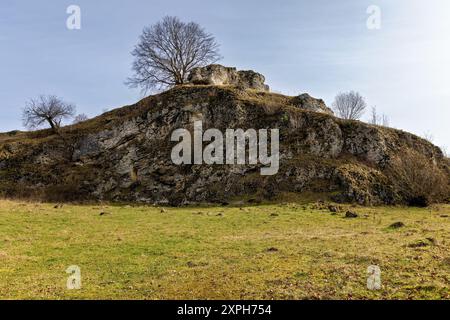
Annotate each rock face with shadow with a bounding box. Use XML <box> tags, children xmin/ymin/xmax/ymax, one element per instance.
<box><xmin>0</xmin><ymin>66</ymin><xmax>448</xmax><ymax>206</ymax></box>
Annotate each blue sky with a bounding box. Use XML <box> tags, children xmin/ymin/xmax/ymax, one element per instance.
<box><xmin>0</xmin><ymin>0</ymin><xmax>449</xmax><ymax>149</ymax></box>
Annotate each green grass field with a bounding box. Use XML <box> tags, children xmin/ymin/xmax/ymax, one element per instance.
<box><xmin>0</xmin><ymin>200</ymin><xmax>449</xmax><ymax>300</ymax></box>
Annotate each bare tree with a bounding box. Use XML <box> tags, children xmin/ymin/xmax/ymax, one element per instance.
<box><xmin>422</xmin><ymin>131</ymin><xmax>435</xmax><ymax>143</ymax></box>
<box><xmin>387</xmin><ymin>149</ymin><xmax>448</xmax><ymax>206</ymax></box>
<box><xmin>126</xmin><ymin>16</ymin><xmax>221</xmax><ymax>93</ymax></box>
<box><xmin>332</xmin><ymin>91</ymin><xmax>367</xmax><ymax>120</ymax></box>
<box><xmin>441</xmin><ymin>146</ymin><xmax>448</xmax><ymax>158</ymax></box>
<box><xmin>381</xmin><ymin>114</ymin><xmax>389</xmax><ymax>127</ymax></box>
<box><xmin>369</xmin><ymin>106</ymin><xmax>390</xmax><ymax>127</ymax></box>
<box><xmin>22</xmin><ymin>95</ymin><xmax>76</xmax><ymax>132</ymax></box>
<box><xmin>370</xmin><ymin>106</ymin><xmax>378</xmax><ymax>125</ymax></box>
<box><xmin>73</xmin><ymin>113</ymin><xmax>89</xmax><ymax>124</ymax></box>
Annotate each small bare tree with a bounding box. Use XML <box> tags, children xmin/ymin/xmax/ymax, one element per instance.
<box><xmin>369</xmin><ymin>106</ymin><xmax>390</xmax><ymax>127</ymax></box>
<box><xmin>22</xmin><ymin>95</ymin><xmax>76</xmax><ymax>132</ymax></box>
<box><xmin>381</xmin><ymin>114</ymin><xmax>389</xmax><ymax>127</ymax></box>
<box><xmin>127</xmin><ymin>16</ymin><xmax>221</xmax><ymax>93</ymax></box>
<box><xmin>441</xmin><ymin>146</ymin><xmax>448</xmax><ymax>158</ymax></box>
<box><xmin>332</xmin><ymin>91</ymin><xmax>367</xmax><ymax>120</ymax></box>
<box><xmin>386</xmin><ymin>149</ymin><xmax>449</xmax><ymax>206</ymax></box>
<box><xmin>370</xmin><ymin>106</ymin><xmax>378</xmax><ymax>125</ymax></box>
<box><xmin>73</xmin><ymin>113</ymin><xmax>89</xmax><ymax>124</ymax></box>
<box><xmin>422</xmin><ymin>131</ymin><xmax>434</xmax><ymax>143</ymax></box>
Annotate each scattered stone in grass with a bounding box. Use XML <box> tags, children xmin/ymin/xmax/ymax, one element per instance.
<box><xmin>312</xmin><ymin>201</ymin><xmax>327</xmax><ymax>210</ymax></box>
<box><xmin>293</xmin><ymin>271</ymin><xmax>308</xmax><ymax>278</ymax></box>
<box><xmin>426</xmin><ymin>237</ymin><xmax>439</xmax><ymax>246</ymax></box>
<box><xmin>389</xmin><ymin>222</ymin><xmax>405</xmax><ymax>229</ymax></box>
<box><xmin>345</xmin><ymin>211</ymin><xmax>358</xmax><ymax>218</ymax></box>
<box><xmin>440</xmin><ymin>214</ymin><xmax>449</xmax><ymax>218</ymax></box>
<box><xmin>407</xmin><ymin>238</ymin><xmax>437</xmax><ymax>248</ymax></box>
<box><xmin>408</xmin><ymin>240</ymin><xmax>429</xmax><ymax>248</ymax></box>
<box><xmin>54</xmin><ymin>204</ymin><xmax>63</xmax><ymax>209</ymax></box>
<box><xmin>99</xmin><ymin>212</ymin><xmax>110</xmax><ymax>216</ymax></box>
<box><xmin>187</xmin><ymin>261</ymin><xmax>207</xmax><ymax>268</ymax></box>
<box><xmin>270</xmin><ymin>213</ymin><xmax>279</xmax><ymax>217</ymax></box>
<box><xmin>328</xmin><ymin>205</ymin><xmax>339</xmax><ymax>213</ymax></box>
<box><xmin>216</xmin><ymin>213</ymin><xmax>223</xmax><ymax>217</ymax></box>
<box><xmin>266</xmin><ymin>247</ymin><xmax>279</xmax><ymax>252</ymax></box>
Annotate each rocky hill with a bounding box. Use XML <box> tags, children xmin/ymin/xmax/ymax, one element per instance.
<box><xmin>0</xmin><ymin>65</ymin><xmax>448</xmax><ymax>205</ymax></box>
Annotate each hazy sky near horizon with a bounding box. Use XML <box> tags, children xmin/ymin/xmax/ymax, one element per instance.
<box><xmin>0</xmin><ymin>0</ymin><xmax>449</xmax><ymax>148</ymax></box>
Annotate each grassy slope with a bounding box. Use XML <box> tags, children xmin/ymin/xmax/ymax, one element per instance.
<box><xmin>0</xmin><ymin>200</ymin><xmax>449</xmax><ymax>300</ymax></box>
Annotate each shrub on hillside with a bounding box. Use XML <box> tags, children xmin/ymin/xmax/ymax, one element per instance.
<box><xmin>386</xmin><ymin>149</ymin><xmax>449</xmax><ymax>206</ymax></box>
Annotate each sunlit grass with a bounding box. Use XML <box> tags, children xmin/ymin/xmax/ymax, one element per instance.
<box><xmin>0</xmin><ymin>200</ymin><xmax>449</xmax><ymax>300</ymax></box>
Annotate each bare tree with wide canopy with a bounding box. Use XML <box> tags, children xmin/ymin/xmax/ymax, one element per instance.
<box><xmin>127</xmin><ymin>16</ymin><xmax>221</xmax><ymax>92</ymax></box>
<box><xmin>332</xmin><ymin>91</ymin><xmax>367</xmax><ymax>120</ymax></box>
<box><xmin>22</xmin><ymin>95</ymin><xmax>76</xmax><ymax>132</ymax></box>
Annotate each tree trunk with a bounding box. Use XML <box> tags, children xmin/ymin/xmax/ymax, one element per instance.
<box><xmin>46</xmin><ymin>119</ymin><xmax>58</xmax><ymax>133</ymax></box>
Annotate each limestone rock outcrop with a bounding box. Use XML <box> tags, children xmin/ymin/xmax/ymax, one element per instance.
<box><xmin>0</xmin><ymin>68</ymin><xmax>448</xmax><ymax>206</ymax></box>
<box><xmin>188</xmin><ymin>64</ymin><xmax>270</xmax><ymax>92</ymax></box>
<box><xmin>291</xmin><ymin>93</ymin><xmax>334</xmax><ymax>115</ymax></box>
